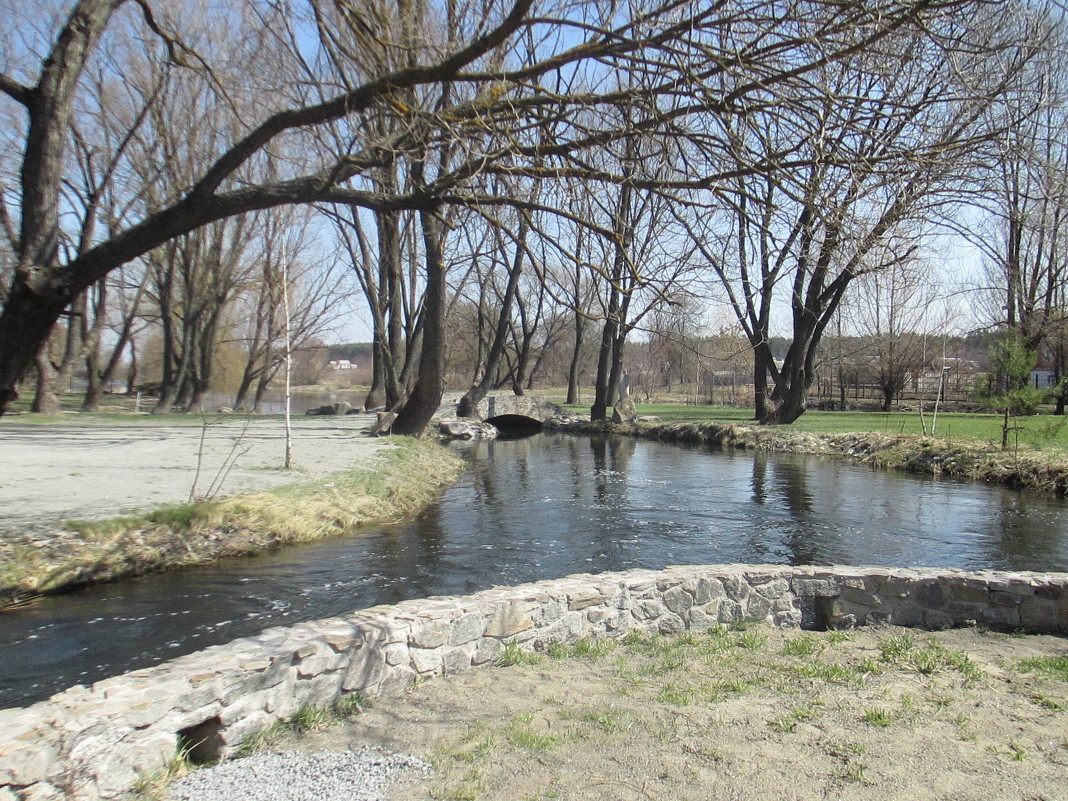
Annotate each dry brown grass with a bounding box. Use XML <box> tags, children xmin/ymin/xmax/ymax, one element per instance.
<box><xmin>0</xmin><ymin>437</ymin><xmax>462</xmax><ymax>606</ymax></box>
<box><xmin>566</xmin><ymin>420</ymin><xmax>1068</xmax><ymax>496</ymax></box>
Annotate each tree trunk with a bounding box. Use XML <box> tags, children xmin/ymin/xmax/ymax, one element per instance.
<box><xmin>392</xmin><ymin>210</ymin><xmax>447</xmax><ymax>436</ymax></box>
<box><xmin>753</xmin><ymin>348</ymin><xmax>771</xmax><ymax>421</ymax></box>
<box><xmin>881</xmin><ymin>387</ymin><xmax>893</xmax><ymax>413</ymax></box>
<box><xmin>566</xmin><ymin>319</ymin><xmax>584</xmax><ymax>405</ymax></box>
<box><xmin>125</xmin><ymin>339</ymin><xmax>139</xmax><ymax>395</ymax></box>
<box><xmin>233</xmin><ymin>370</ymin><xmax>256</xmax><ymax>412</ymax></box>
<box><xmin>381</xmin><ymin>210</ymin><xmax>406</xmax><ymax>409</ymax></box>
<box><xmin>32</xmin><ymin>346</ymin><xmax>62</xmax><ymax>414</ymax></box>
<box><xmin>760</xmin><ymin>386</ymin><xmax>807</xmax><ymax>424</ymax></box>
<box><xmin>363</xmin><ymin>331</ymin><xmax>386</xmax><ymax>410</ymax></box>
<box><xmin>590</xmin><ymin>315</ymin><xmax>617</xmax><ymax>422</ymax></box>
<box><xmin>458</xmin><ymin>222</ymin><xmax>526</xmax><ymax>418</ymax></box>
<box><xmin>83</xmin><ymin>360</ymin><xmax>102</xmax><ymax>411</ymax></box>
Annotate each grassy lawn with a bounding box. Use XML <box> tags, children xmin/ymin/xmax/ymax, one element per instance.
<box><xmin>556</xmin><ymin>401</ymin><xmax>1068</xmax><ymax>454</ymax></box>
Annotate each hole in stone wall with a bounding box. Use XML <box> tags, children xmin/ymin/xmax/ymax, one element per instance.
<box><xmin>177</xmin><ymin>717</ymin><xmax>225</xmax><ymax>765</ymax></box>
<box><xmin>797</xmin><ymin>595</ymin><xmax>835</xmax><ymax>631</ymax></box>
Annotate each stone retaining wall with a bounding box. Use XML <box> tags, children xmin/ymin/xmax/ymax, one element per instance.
<box><xmin>2</xmin><ymin>564</ymin><xmax>1066</xmax><ymax>800</ymax></box>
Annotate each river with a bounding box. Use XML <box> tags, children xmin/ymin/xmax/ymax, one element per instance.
<box><xmin>2</xmin><ymin>432</ymin><xmax>1067</xmax><ymax>708</ymax></box>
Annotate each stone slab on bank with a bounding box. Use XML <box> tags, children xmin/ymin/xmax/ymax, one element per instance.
<box><xmin>1</xmin><ymin>564</ymin><xmax>1066</xmax><ymax>799</ymax></box>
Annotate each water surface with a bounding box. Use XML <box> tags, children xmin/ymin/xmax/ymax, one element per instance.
<box><xmin>3</xmin><ymin>433</ymin><xmax>1067</xmax><ymax>708</ymax></box>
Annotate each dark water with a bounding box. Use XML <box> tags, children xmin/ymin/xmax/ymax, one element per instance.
<box><xmin>3</xmin><ymin>433</ymin><xmax>1068</xmax><ymax>709</ymax></box>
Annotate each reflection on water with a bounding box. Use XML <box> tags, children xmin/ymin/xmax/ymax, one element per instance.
<box><xmin>3</xmin><ymin>433</ymin><xmax>1067</xmax><ymax>708</ymax></box>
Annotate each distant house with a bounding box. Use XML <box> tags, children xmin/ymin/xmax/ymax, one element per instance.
<box><xmin>327</xmin><ymin>359</ymin><xmax>356</xmax><ymax>371</ymax></box>
<box><xmin>1030</xmin><ymin>368</ymin><xmax>1057</xmax><ymax>389</ymax></box>
<box><xmin>912</xmin><ymin>358</ymin><xmax>980</xmax><ymax>395</ymax></box>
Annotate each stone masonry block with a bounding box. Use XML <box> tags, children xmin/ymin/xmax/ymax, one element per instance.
<box><xmin>443</xmin><ymin>648</ymin><xmax>472</xmax><ymax>675</ymax></box>
<box><xmin>923</xmin><ymin>610</ymin><xmax>954</xmax><ymax>631</ymax></box>
<box><xmin>752</xmin><ymin>578</ymin><xmax>790</xmax><ymax>600</ymax></box>
<box><xmin>410</xmin><ymin>647</ymin><xmax>444</xmax><ymax>675</ymax></box>
<box><xmin>945</xmin><ymin>601</ymin><xmax>990</xmax><ymax>621</ymax></box>
<box><xmin>1035</xmin><ymin>583</ymin><xmax>1065</xmax><ymax>601</ymax></box>
<box><xmin>723</xmin><ymin>576</ymin><xmax>751</xmax><ymax>602</ymax></box>
<box><xmin>567</xmin><ymin>589</ymin><xmax>604</xmax><ymax>610</ymax></box>
<box><xmin>915</xmin><ymin>582</ymin><xmax>946</xmax><ymax>609</ymax></box>
<box><xmin>472</xmin><ymin>638</ymin><xmax>501</xmax><ymax>666</ymax></box>
<box><xmin>1018</xmin><ymin>598</ymin><xmax>1063</xmax><ymax>632</ymax></box>
<box><xmin>219</xmin><ymin>690</ymin><xmax>271</xmax><ymax>726</ymax></box>
<box><xmin>840</xmin><ymin>587</ymin><xmax>883</xmax><ymax>608</ymax></box>
<box><xmin>22</xmin><ymin>782</ymin><xmax>65</xmax><ymax>801</ymax></box>
<box><xmin>879</xmin><ymin>578</ymin><xmax>915</xmax><ymax>599</ymax></box>
<box><xmin>663</xmin><ymin>586</ymin><xmax>693</xmax><ymax>614</ymax></box>
<box><xmin>633</xmin><ymin>599</ymin><xmax>668</xmax><ymax>621</ymax></box>
<box><xmin>0</xmin><ymin>740</ymin><xmax>57</xmax><ymax>786</ymax></box>
<box><xmin>409</xmin><ymin>619</ymin><xmax>450</xmax><ymax>649</ymax></box>
<box><xmin>717</xmin><ymin>600</ymin><xmax>744</xmax><ymax>623</ymax></box>
<box><xmin>485</xmin><ymin>601</ymin><xmax>536</xmax><ymax>638</ymax></box>
<box><xmin>688</xmin><ymin>606</ymin><xmax>716</xmax><ymax>631</ymax></box>
<box><xmin>383</xmin><ymin>643</ymin><xmax>409</xmax><ymax>666</ymax></box>
<box><xmin>982</xmin><ymin>606</ymin><xmax>1020</xmax><ymax>629</ymax></box>
<box><xmin>378</xmin><ymin>666</ymin><xmax>417</xmax><ymax>694</ymax></box>
<box><xmin>609</xmin><ymin>585</ymin><xmax>630</xmax><ymax>609</ymax></box>
<box><xmin>692</xmin><ymin>577</ymin><xmax>725</xmax><ymax>605</ymax></box>
<box><xmin>539</xmin><ymin>600</ymin><xmax>566</xmax><ymax>623</ymax></box>
<box><xmin>342</xmin><ymin>646</ymin><xmax>385</xmax><ymax>693</ymax></box>
<box><xmin>448</xmin><ymin>612</ymin><xmax>485</xmax><ymax>646</ymax></box>
<box><xmin>657</xmin><ymin>613</ymin><xmax>686</xmax><ymax>634</ymax></box>
<box><xmin>745</xmin><ymin>594</ymin><xmax>772</xmax><ymax>621</ymax></box>
<box><xmin>219</xmin><ymin>710</ymin><xmax>272</xmax><ymax>748</ymax></box>
<box><xmin>292</xmin><ymin>672</ymin><xmax>343</xmax><ymax>709</ymax></box>
<box><xmin>991</xmin><ymin>591</ymin><xmax>1024</xmax><ymax>607</ymax></box>
<box><xmin>947</xmin><ymin>583</ymin><xmax>991</xmax><ymax>605</ymax></box>
<box><xmin>791</xmin><ymin>578</ymin><xmax>839</xmax><ymax>598</ymax></box>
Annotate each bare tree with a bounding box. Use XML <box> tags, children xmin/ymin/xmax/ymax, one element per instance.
<box><xmin>0</xmin><ymin>0</ymin><xmax>1037</xmax><ymax>433</ymax></box>
<box><xmin>850</xmin><ymin>244</ymin><xmax>940</xmax><ymax>411</ymax></box>
<box><xmin>681</xmin><ymin>12</ymin><xmax>1038</xmax><ymax>422</ymax></box>
<box><xmin>231</xmin><ymin>207</ymin><xmax>350</xmax><ymax>412</ymax></box>
<box><xmin>968</xmin><ymin>11</ymin><xmax>1068</xmax><ymax>371</ymax></box>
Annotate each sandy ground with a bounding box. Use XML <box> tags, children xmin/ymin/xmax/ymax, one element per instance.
<box><xmin>251</xmin><ymin>625</ymin><xmax>1068</xmax><ymax>801</ymax></box>
<box><xmin>0</xmin><ymin>415</ymin><xmax>385</xmax><ymax>533</ymax></box>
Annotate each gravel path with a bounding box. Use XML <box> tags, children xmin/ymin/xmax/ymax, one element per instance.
<box><xmin>0</xmin><ymin>415</ymin><xmax>384</xmax><ymax>534</ymax></box>
<box><xmin>167</xmin><ymin>748</ymin><xmax>429</xmax><ymax>801</ymax></box>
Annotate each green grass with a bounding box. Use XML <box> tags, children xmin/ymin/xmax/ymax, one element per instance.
<box><xmin>862</xmin><ymin>707</ymin><xmax>894</xmax><ymax>727</ymax></box>
<box><xmin>503</xmin><ymin>715</ymin><xmax>563</xmax><ymax>751</ymax></box>
<box><xmin>592</xmin><ymin>404</ymin><xmax>1068</xmax><ymax>453</ymax></box>
<box><xmin>782</xmin><ymin>633</ymin><xmax>824</xmax><ymax>657</ymax></box>
<box><xmin>496</xmin><ymin>641</ymin><xmax>542</xmax><ymax>667</ymax></box>
<box><xmin>236</xmin><ymin>696</ymin><xmax>368</xmax><ymax>757</ymax></box>
<box><xmin>130</xmin><ymin>744</ymin><xmax>198</xmax><ymax>799</ymax></box>
<box><xmin>1017</xmin><ymin>655</ymin><xmax>1068</xmax><ymax>682</ymax></box>
<box><xmin>878</xmin><ymin>635</ymin><xmax>983</xmax><ymax>684</ymax></box>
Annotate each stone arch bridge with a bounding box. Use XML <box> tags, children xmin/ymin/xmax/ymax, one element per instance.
<box><xmin>469</xmin><ymin>394</ymin><xmax>569</xmax><ymax>427</ymax></box>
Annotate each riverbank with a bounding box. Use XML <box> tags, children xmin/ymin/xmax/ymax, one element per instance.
<box><xmin>184</xmin><ymin>623</ymin><xmax>1067</xmax><ymax>801</ymax></box>
<box><xmin>0</xmin><ymin>433</ymin><xmax>462</xmax><ymax>607</ymax></box>
<box><xmin>7</xmin><ymin>563</ymin><xmax>1064</xmax><ymax>799</ymax></box>
<box><xmin>561</xmin><ymin>420</ymin><xmax>1068</xmax><ymax>496</ymax></box>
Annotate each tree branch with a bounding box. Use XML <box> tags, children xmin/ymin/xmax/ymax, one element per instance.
<box><xmin>0</xmin><ymin>73</ymin><xmax>32</xmax><ymax>106</ymax></box>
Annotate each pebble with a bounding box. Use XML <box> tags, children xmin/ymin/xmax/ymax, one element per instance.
<box><xmin>167</xmin><ymin>747</ymin><xmax>430</xmax><ymax>801</ymax></box>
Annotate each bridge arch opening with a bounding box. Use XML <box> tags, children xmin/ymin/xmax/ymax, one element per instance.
<box><xmin>484</xmin><ymin>413</ymin><xmax>544</xmax><ymax>434</ymax></box>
